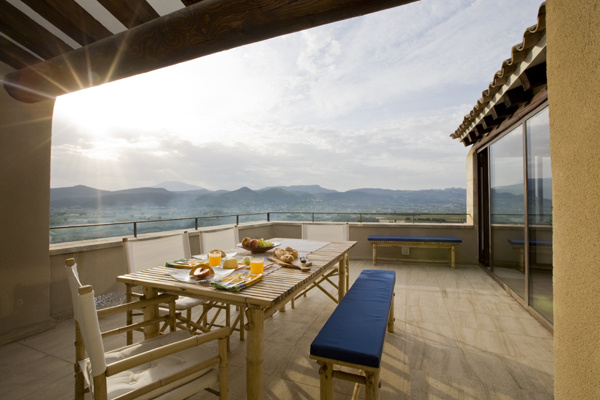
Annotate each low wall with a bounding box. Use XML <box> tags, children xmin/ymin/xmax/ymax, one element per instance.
<box><xmin>48</xmin><ymin>221</ymin><xmax>475</xmax><ymax>320</ymax></box>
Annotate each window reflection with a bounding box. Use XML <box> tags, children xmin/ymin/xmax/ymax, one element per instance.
<box><xmin>490</xmin><ymin>125</ymin><xmax>526</xmax><ymax>299</ymax></box>
<box><xmin>527</xmin><ymin>107</ymin><xmax>553</xmax><ymax>322</ymax></box>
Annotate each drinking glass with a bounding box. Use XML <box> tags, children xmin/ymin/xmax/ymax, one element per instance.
<box><xmin>250</xmin><ymin>258</ymin><xmax>264</xmax><ymax>275</ymax></box>
<box><xmin>208</xmin><ymin>252</ymin><xmax>222</xmax><ymax>267</ymax></box>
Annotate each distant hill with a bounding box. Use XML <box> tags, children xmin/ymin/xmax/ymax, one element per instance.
<box><xmin>50</xmin><ymin>184</ymin><xmax>467</xmax><ymax>213</ymax></box>
<box><xmin>50</xmin><ymin>185</ymin><xmax>110</xmax><ymax>200</ymax></box>
<box><xmin>262</xmin><ymin>185</ymin><xmax>337</xmax><ymax>194</ymax></box>
<box><xmin>152</xmin><ymin>181</ymin><xmax>206</xmax><ymax>192</ymax></box>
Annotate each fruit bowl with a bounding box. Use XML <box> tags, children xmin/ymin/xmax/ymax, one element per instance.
<box><xmin>236</xmin><ymin>242</ymin><xmax>280</xmax><ymax>254</ymax></box>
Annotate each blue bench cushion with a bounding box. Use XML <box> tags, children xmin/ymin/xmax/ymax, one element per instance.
<box><xmin>310</xmin><ymin>270</ymin><xmax>395</xmax><ymax>368</ymax></box>
<box><xmin>508</xmin><ymin>239</ymin><xmax>553</xmax><ymax>247</ymax></box>
<box><xmin>368</xmin><ymin>236</ymin><xmax>462</xmax><ymax>244</ymax></box>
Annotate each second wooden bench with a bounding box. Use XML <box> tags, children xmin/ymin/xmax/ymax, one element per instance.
<box><xmin>310</xmin><ymin>269</ymin><xmax>395</xmax><ymax>400</ymax></box>
<box><xmin>368</xmin><ymin>235</ymin><xmax>462</xmax><ymax>269</ymax></box>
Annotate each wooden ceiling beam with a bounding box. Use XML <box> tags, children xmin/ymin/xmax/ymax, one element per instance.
<box><xmin>0</xmin><ymin>35</ymin><xmax>42</xmax><ymax>70</ymax></box>
<box><xmin>4</xmin><ymin>0</ymin><xmax>418</xmax><ymax>103</ymax></box>
<box><xmin>0</xmin><ymin>1</ymin><xmax>72</xmax><ymax>60</ymax></box>
<box><xmin>98</xmin><ymin>0</ymin><xmax>161</xmax><ymax>29</ymax></box>
<box><xmin>504</xmin><ymin>86</ymin><xmax>533</xmax><ymax>108</ymax></box>
<box><xmin>491</xmin><ymin>103</ymin><xmax>518</xmax><ymax>120</ymax></box>
<box><xmin>21</xmin><ymin>0</ymin><xmax>113</xmax><ymax>45</ymax></box>
<box><xmin>521</xmin><ymin>61</ymin><xmax>547</xmax><ymax>91</ymax></box>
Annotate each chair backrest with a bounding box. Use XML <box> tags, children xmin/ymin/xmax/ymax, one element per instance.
<box><xmin>199</xmin><ymin>226</ymin><xmax>239</xmax><ymax>253</ymax></box>
<box><xmin>302</xmin><ymin>223</ymin><xmax>349</xmax><ymax>242</ymax></box>
<box><xmin>123</xmin><ymin>232</ymin><xmax>191</xmax><ymax>273</ymax></box>
<box><xmin>65</xmin><ymin>259</ymin><xmax>107</xmax><ymax>377</ymax></box>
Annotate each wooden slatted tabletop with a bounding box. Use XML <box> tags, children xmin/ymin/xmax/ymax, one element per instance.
<box><xmin>117</xmin><ymin>240</ymin><xmax>356</xmax><ymax>310</ymax></box>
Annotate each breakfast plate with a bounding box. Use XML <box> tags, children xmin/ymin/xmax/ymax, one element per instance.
<box><xmin>168</xmin><ymin>267</ymin><xmax>236</xmax><ymax>284</ymax></box>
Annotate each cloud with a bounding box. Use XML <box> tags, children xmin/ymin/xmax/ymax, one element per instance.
<box><xmin>51</xmin><ymin>0</ymin><xmax>543</xmax><ymax>192</ymax></box>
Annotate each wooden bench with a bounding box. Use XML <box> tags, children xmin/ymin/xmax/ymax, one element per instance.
<box><xmin>310</xmin><ymin>270</ymin><xmax>395</xmax><ymax>400</ymax></box>
<box><xmin>368</xmin><ymin>236</ymin><xmax>462</xmax><ymax>269</ymax></box>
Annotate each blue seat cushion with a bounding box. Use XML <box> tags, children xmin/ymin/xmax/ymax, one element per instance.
<box><xmin>508</xmin><ymin>239</ymin><xmax>553</xmax><ymax>247</ymax></box>
<box><xmin>368</xmin><ymin>235</ymin><xmax>462</xmax><ymax>244</ymax></box>
<box><xmin>310</xmin><ymin>270</ymin><xmax>395</xmax><ymax>368</ymax></box>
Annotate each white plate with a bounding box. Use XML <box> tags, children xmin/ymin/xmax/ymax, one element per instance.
<box><xmin>169</xmin><ymin>268</ymin><xmax>236</xmax><ymax>283</ymax></box>
<box><xmin>192</xmin><ymin>252</ymin><xmax>237</xmax><ymax>261</ymax></box>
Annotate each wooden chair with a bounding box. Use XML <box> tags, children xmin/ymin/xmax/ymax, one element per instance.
<box><xmin>198</xmin><ymin>226</ymin><xmax>245</xmax><ymax>341</ymax></box>
<box><xmin>292</xmin><ymin>223</ymin><xmax>350</xmax><ymax>308</ymax></box>
<box><xmin>122</xmin><ymin>232</ymin><xmax>226</xmax><ymax>344</ymax></box>
<box><xmin>65</xmin><ymin>258</ymin><xmax>230</xmax><ymax>400</ymax></box>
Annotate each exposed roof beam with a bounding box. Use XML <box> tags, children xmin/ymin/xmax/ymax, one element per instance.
<box><xmin>0</xmin><ymin>1</ymin><xmax>73</xmax><ymax>60</ymax></box>
<box><xmin>97</xmin><ymin>0</ymin><xmax>162</xmax><ymax>28</ymax></box>
<box><xmin>521</xmin><ymin>61</ymin><xmax>547</xmax><ymax>91</ymax></box>
<box><xmin>21</xmin><ymin>0</ymin><xmax>113</xmax><ymax>45</ymax></box>
<box><xmin>3</xmin><ymin>0</ymin><xmax>418</xmax><ymax>103</ymax></box>
<box><xmin>0</xmin><ymin>34</ymin><xmax>41</xmax><ymax>69</ymax></box>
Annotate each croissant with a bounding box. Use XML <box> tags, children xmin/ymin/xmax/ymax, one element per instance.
<box><xmin>280</xmin><ymin>254</ymin><xmax>295</xmax><ymax>263</ymax></box>
<box><xmin>274</xmin><ymin>248</ymin><xmax>286</xmax><ymax>258</ymax></box>
<box><xmin>287</xmin><ymin>249</ymin><xmax>298</xmax><ymax>259</ymax></box>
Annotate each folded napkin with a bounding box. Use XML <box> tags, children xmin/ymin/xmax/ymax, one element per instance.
<box><xmin>211</xmin><ymin>272</ymin><xmax>262</xmax><ymax>292</ymax></box>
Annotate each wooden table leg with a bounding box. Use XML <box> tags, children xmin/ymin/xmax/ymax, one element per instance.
<box><xmin>143</xmin><ymin>286</ymin><xmax>159</xmax><ymax>339</ymax></box>
<box><xmin>451</xmin><ymin>245</ymin><xmax>456</xmax><ymax>269</ymax></box>
<box><xmin>338</xmin><ymin>257</ymin><xmax>346</xmax><ymax>301</ymax></box>
<box><xmin>246</xmin><ymin>307</ymin><xmax>264</xmax><ymax>400</ymax></box>
<box><xmin>365</xmin><ymin>370</ymin><xmax>380</xmax><ymax>400</ymax></box>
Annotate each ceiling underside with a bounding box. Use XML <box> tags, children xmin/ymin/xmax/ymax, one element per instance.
<box><xmin>0</xmin><ymin>0</ymin><xmax>417</xmax><ymax>103</ymax></box>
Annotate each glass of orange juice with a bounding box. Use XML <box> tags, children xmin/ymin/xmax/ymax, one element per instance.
<box><xmin>250</xmin><ymin>258</ymin><xmax>264</xmax><ymax>275</ymax></box>
<box><xmin>208</xmin><ymin>251</ymin><xmax>222</xmax><ymax>267</ymax></box>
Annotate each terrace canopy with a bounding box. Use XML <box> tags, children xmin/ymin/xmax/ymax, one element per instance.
<box><xmin>1</xmin><ymin>0</ymin><xmax>417</xmax><ymax>103</ymax></box>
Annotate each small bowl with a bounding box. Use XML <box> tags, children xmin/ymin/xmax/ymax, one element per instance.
<box><xmin>236</xmin><ymin>242</ymin><xmax>280</xmax><ymax>254</ymax></box>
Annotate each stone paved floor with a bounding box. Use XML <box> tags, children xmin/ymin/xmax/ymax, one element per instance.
<box><xmin>0</xmin><ymin>261</ymin><xmax>554</xmax><ymax>399</ymax></box>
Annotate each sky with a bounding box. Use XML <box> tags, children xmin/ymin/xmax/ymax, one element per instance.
<box><xmin>51</xmin><ymin>0</ymin><xmax>544</xmax><ymax>192</ymax></box>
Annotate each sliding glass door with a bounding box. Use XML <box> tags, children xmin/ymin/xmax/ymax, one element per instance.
<box><xmin>490</xmin><ymin>125</ymin><xmax>526</xmax><ymax>299</ymax></box>
<box><xmin>481</xmin><ymin>105</ymin><xmax>553</xmax><ymax>322</ymax></box>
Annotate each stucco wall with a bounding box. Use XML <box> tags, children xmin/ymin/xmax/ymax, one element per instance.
<box><xmin>546</xmin><ymin>1</ymin><xmax>600</xmax><ymax>398</ymax></box>
<box><xmin>0</xmin><ymin>65</ymin><xmax>56</xmax><ymax>344</ymax></box>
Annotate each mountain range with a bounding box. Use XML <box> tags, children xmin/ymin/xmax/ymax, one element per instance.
<box><xmin>50</xmin><ymin>183</ymin><xmax>467</xmax><ymax>212</ymax></box>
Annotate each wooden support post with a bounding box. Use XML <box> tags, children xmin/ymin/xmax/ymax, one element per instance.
<box><xmin>246</xmin><ymin>307</ymin><xmax>264</xmax><ymax>400</ymax></box>
<box><xmin>143</xmin><ymin>287</ymin><xmax>159</xmax><ymax>339</ymax></box>
<box><xmin>239</xmin><ymin>307</ymin><xmax>245</xmax><ymax>341</ymax></box>
<box><xmin>74</xmin><ymin>321</ymin><xmax>85</xmax><ymax>400</ymax></box>
<box><xmin>451</xmin><ymin>245</ymin><xmax>456</xmax><ymax>269</ymax></box>
<box><xmin>318</xmin><ymin>361</ymin><xmax>334</xmax><ymax>400</ymax></box>
<box><xmin>338</xmin><ymin>258</ymin><xmax>347</xmax><ymax>301</ymax></box>
<box><xmin>218</xmin><ymin>337</ymin><xmax>229</xmax><ymax>400</ymax></box>
<box><xmin>126</xmin><ymin>284</ymin><xmax>133</xmax><ymax>345</ymax></box>
<box><xmin>364</xmin><ymin>370</ymin><xmax>380</xmax><ymax>400</ymax></box>
<box><xmin>93</xmin><ymin>375</ymin><xmax>108</xmax><ymax>400</ymax></box>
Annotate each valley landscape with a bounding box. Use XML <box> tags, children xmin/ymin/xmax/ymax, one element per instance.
<box><xmin>50</xmin><ymin>182</ymin><xmax>469</xmax><ymax>243</ymax></box>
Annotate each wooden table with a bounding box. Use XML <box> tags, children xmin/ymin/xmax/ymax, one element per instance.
<box><xmin>116</xmin><ymin>239</ymin><xmax>356</xmax><ymax>400</ymax></box>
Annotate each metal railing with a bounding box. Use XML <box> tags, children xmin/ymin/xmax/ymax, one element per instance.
<box><xmin>49</xmin><ymin>211</ymin><xmax>469</xmax><ymax>243</ymax></box>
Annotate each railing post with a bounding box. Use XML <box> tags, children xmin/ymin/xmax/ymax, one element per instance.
<box><xmin>267</xmin><ymin>212</ymin><xmax>270</xmax><ymax>222</ymax></box>
<box><xmin>360</xmin><ymin>213</ymin><xmax>363</xmax><ymax>222</ymax></box>
<box><xmin>134</xmin><ymin>222</ymin><xmax>137</xmax><ymax>237</ymax></box>
<box><xmin>195</xmin><ymin>218</ymin><xmax>198</xmax><ymax>230</ymax></box>
<box><xmin>312</xmin><ymin>213</ymin><xmax>315</xmax><ymax>222</ymax></box>
<box><xmin>412</xmin><ymin>214</ymin><xmax>415</xmax><ymax>224</ymax></box>
<box><xmin>236</xmin><ymin>215</ymin><xmax>239</xmax><ymax>225</ymax></box>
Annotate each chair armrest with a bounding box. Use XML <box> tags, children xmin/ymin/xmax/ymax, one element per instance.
<box><xmin>105</xmin><ymin>327</ymin><xmax>232</xmax><ymax>376</ymax></box>
<box><xmin>97</xmin><ymin>294</ymin><xmax>178</xmax><ymax>319</ymax></box>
